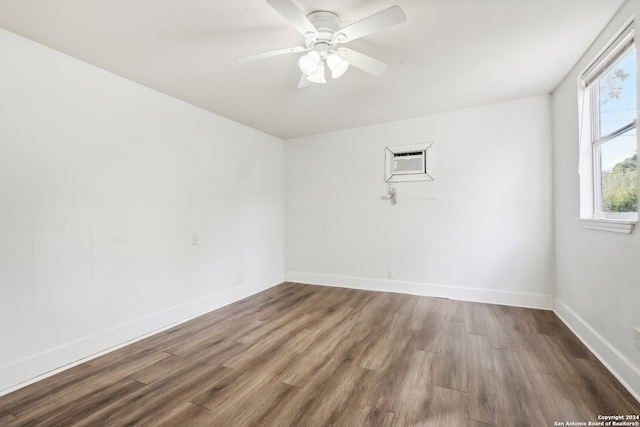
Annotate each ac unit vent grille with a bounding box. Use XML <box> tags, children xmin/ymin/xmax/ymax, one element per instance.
<box><xmin>393</xmin><ymin>151</ymin><xmax>425</xmax><ymax>174</ymax></box>
<box><xmin>394</xmin><ymin>151</ymin><xmax>423</xmax><ymax>157</ymax></box>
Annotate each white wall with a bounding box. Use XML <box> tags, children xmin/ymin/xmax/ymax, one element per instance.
<box><xmin>286</xmin><ymin>95</ymin><xmax>555</xmax><ymax>309</ymax></box>
<box><xmin>0</xmin><ymin>28</ymin><xmax>285</xmax><ymax>394</ymax></box>
<box><xmin>552</xmin><ymin>0</ymin><xmax>640</xmax><ymax>400</ymax></box>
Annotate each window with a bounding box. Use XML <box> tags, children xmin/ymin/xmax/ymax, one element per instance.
<box><xmin>578</xmin><ymin>21</ymin><xmax>638</xmax><ymax>231</ymax></box>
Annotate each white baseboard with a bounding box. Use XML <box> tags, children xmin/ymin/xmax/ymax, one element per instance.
<box><xmin>554</xmin><ymin>298</ymin><xmax>640</xmax><ymax>403</ymax></box>
<box><xmin>285</xmin><ymin>271</ymin><xmax>553</xmax><ymax>310</ymax></box>
<box><xmin>0</xmin><ymin>274</ymin><xmax>284</xmax><ymax>396</ymax></box>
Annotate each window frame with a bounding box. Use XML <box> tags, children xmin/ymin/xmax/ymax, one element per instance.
<box><xmin>578</xmin><ymin>20</ymin><xmax>638</xmax><ymax>230</ymax></box>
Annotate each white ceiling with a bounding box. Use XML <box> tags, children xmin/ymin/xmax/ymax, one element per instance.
<box><xmin>0</xmin><ymin>0</ymin><xmax>625</xmax><ymax>139</ymax></box>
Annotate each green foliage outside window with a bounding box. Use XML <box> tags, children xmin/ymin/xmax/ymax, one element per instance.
<box><xmin>602</xmin><ymin>153</ymin><xmax>638</xmax><ymax>212</ymax></box>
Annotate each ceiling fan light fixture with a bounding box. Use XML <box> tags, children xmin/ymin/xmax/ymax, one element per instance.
<box><xmin>306</xmin><ymin>63</ymin><xmax>326</xmax><ymax>84</ymax></box>
<box><xmin>238</xmin><ymin>1</ymin><xmax>407</xmax><ymax>87</ymax></box>
<box><xmin>298</xmin><ymin>50</ymin><xmax>321</xmax><ymax>75</ymax></box>
<box><xmin>327</xmin><ymin>51</ymin><xmax>349</xmax><ymax>79</ymax></box>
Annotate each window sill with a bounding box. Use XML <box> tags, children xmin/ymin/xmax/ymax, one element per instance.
<box><xmin>579</xmin><ymin>218</ymin><xmax>637</xmax><ymax>234</ymax></box>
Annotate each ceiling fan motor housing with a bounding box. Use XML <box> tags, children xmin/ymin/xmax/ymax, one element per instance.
<box><xmin>306</xmin><ymin>11</ymin><xmax>343</xmax><ymax>49</ymax></box>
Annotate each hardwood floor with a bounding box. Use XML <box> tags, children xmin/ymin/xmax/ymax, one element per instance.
<box><xmin>1</xmin><ymin>282</ymin><xmax>638</xmax><ymax>426</ymax></box>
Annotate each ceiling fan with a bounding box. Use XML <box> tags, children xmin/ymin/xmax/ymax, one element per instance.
<box><xmin>236</xmin><ymin>0</ymin><xmax>407</xmax><ymax>88</ymax></box>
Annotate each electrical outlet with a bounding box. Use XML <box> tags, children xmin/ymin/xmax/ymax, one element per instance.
<box><xmin>388</xmin><ymin>269</ymin><xmax>395</xmax><ymax>279</ymax></box>
<box><xmin>634</xmin><ymin>327</ymin><xmax>640</xmax><ymax>350</ymax></box>
<box><xmin>192</xmin><ymin>233</ymin><xmax>199</xmax><ymax>245</ymax></box>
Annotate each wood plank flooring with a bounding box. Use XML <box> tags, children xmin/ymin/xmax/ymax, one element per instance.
<box><xmin>1</xmin><ymin>282</ymin><xmax>638</xmax><ymax>426</ymax></box>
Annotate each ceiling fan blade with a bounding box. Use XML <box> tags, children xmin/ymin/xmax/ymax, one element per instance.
<box><xmin>236</xmin><ymin>46</ymin><xmax>308</xmax><ymax>62</ymax></box>
<box><xmin>298</xmin><ymin>74</ymin><xmax>311</xmax><ymax>88</ymax></box>
<box><xmin>342</xmin><ymin>48</ymin><xmax>389</xmax><ymax>77</ymax></box>
<box><xmin>336</xmin><ymin>5</ymin><xmax>406</xmax><ymax>43</ymax></box>
<box><xmin>266</xmin><ymin>0</ymin><xmax>317</xmax><ymax>37</ymax></box>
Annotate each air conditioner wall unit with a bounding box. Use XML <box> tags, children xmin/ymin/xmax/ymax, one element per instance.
<box><xmin>385</xmin><ymin>143</ymin><xmax>433</xmax><ymax>182</ymax></box>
